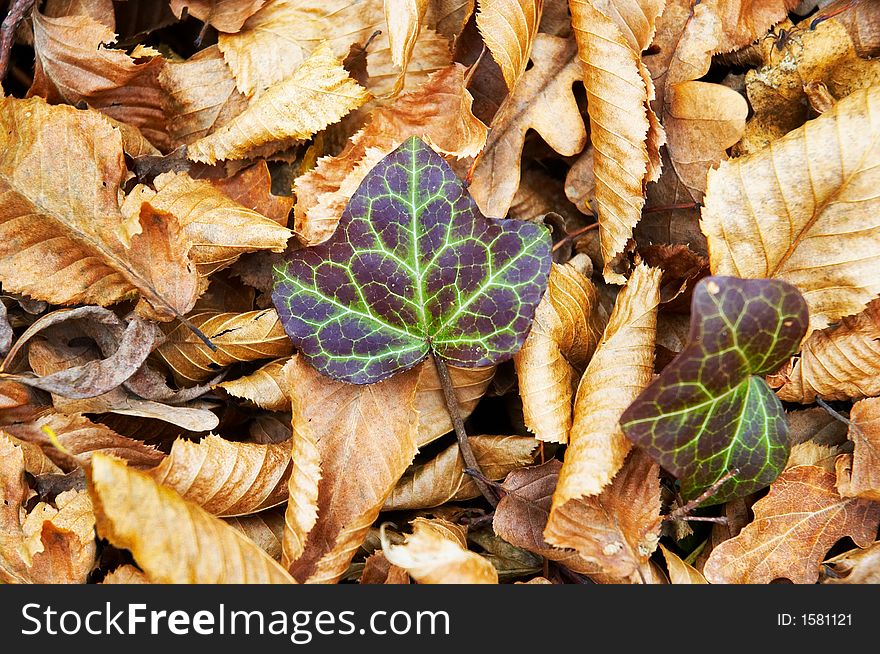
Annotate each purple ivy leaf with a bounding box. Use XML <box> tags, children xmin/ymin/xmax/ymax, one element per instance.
<box><xmin>272</xmin><ymin>137</ymin><xmax>552</xmax><ymax>384</ymax></box>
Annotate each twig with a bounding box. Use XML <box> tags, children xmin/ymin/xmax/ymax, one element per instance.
<box><xmin>815</xmin><ymin>397</ymin><xmax>862</xmax><ymax>435</ymax></box>
<box><xmin>433</xmin><ymin>353</ymin><xmax>499</xmax><ymax>506</ymax></box>
<box><xmin>664</xmin><ymin>468</ymin><xmax>739</xmax><ymax>522</ymax></box>
<box><xmin>551</xmin><ymin>222</ymin><xmax>599</xmax><ymax>252</ymax></box>
<box><xmin>0</xmin><ymin>0</ymin><xmax>36</xmax><ymax>90</ymax></box>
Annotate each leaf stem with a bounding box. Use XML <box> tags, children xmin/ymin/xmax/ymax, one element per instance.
<box><xmin>432</xmin><ymin>353</ymin><xmax>499</xmax><ymax>507</ymax></box>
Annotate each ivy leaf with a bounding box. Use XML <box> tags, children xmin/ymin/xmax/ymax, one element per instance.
<box><xmin>272</xmin><ymin>136</ymin><xmax>552</xmax><ymax>384</ymax></box>
<box><xmin>620</xmin><ymin>276</ymin><xmax>809</xmax><ymax>504</ymax></box>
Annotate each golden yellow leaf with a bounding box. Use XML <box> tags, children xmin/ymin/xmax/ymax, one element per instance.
<box><xmin>385</xmin><ymin>0</ymin><xmax>430</xmax><ymax>90</ymax></box>
<box><xmin>0</xmin><ymin>97</ymin><xmax>198</xmax><ymax>321</ymax></box>
<box><xmin>282</xmin><ymin>355</ymin><xmax>419</xmax><ymax>583</ymax></box>
<box><xmin>701</xmin><ymin>85</ymin><xmax>880</xmax><ymax>331</ymax></box>
<box><xmin>660</xmin><ymin>544</ymin><xmax>708</xmax><ymax>584</ymax></box>
<box><xmin>170</xmin><ymin>0</ymin><xmax>269</xmax><ymax>32</ymax></box>
<box><xmin>551</xmin><ymin>264</ymin><xmax>661</xmax><ymax>502</ymax></box>
<box><xmin>154</xmin><ymin>309</ymin><xmax>294</xmax><ymax>385</ymax></box>
<box><xmin>514</xmin><ymin>256</ymin><xmax>604</xmax><ymax>444</ymax></box>
<box><xmin>218</xmin><ymin>358</ymin><xmax>291</xmax><ymax>411</ymax></box>
<box><xmin>127</xmin><ymin>171</ymin><xmax>292</xmax><ymax>277</ymax></box>
<box><xmin>89</xmin><ymin>454</ymin><xmax>295</xmax><ymax>583</ymax></box>
<box><xmin>381</xmin><ymin>518</ymin><xmax>498</xmax><ymax>584</ymax></box>
<box><xmin>469</xmin><ymin>34</ymin><xmax>586</xmax><ymax>220</ymax></box>
<box><xmin>476</xmin><ymin>0</ymin><xmax>543</xmax><ymax>91</ymax></box>
<box><xmin>834</xmin><ymin>397</ymin><xmax>880</xmax><ymax>502</ymax></box>
<box><xmin>703</xmin><ymin>465</ymin><xmax>880</xmax><ymax>584</ymax></box>
<box><xmin>821</xmin><ymin>541</ymin><xmax>880</xmax><ymax>584</ymax></box>
<box><xmin>148</xmin><ymin>435</ymin><xmax>291</xmax><ymax>516</ymax></box>
<box><xmin>187</xmin><ymin>43</ymin><xmax>370</xmax><ymax>164</ymax></box>
<box><xmin>569</xmin><ymin>0</ymin><xmax>666</xmax><ymax>283</ymax></box>
<box><xmin>293</xmin><ymin>64</ymin><xmax>487</xmax><ymax>245</ymax></box>
<box><xmin>384</xmin><ymin>435</ymin><xmax>538</xmax><ymax>510</ymax></box>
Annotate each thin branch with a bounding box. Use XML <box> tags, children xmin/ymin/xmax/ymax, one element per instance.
<box><xmin>551</xmin><ymin>222</ymin><xmax>599</xmax><ymax>252</ymax></box>
<box><xmin>0</xmin><ymin>0</ymin><xmax>36</xmax><ymax>91</ymax></box>
<box><xmin>664</xmin><ymin>468</ymin><xmax>739</xmax><ymax>522</ymax></box>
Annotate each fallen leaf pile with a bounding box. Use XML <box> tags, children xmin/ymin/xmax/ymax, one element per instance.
<box><xmin>1</xmin><ymin>0</ymin><xmax>879</xmax><ymax>585</ymax></box>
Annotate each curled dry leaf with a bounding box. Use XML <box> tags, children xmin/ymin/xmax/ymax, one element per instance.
<box><xmin>363</xmin><ymin>28</ymin><xmax>454</xmax><ymax>98</ymax></box>
<box><xmin>293</xmin><ymin>64</ymin><xmax>488</xmax><ymax>245</ymax></box>
<box><xmin>89</xmin><ymin>454</ymin><xmax>295</xmax><ymax>583</ymax></box>
<box><xmin>225</xmin><ymin>509</ymin><xmax>286</xmax><ymax>561</ymax></box>
<box><xmin>187</xmin><ymin>43</ymin><xmax>370</xmax><ymax>164</ymax></box>
<box><xmin>148</xmin><ymin>435</ymin><xmax>291</xmax><ymax>516</ymax></box>
<box><xmin>551</xmin><ymin>264</ymin><xmax>661</xmax><ymax>501</ymax></box>
<box><xmin>101</xmin><ymin>564</ymin><xmax>150</xmax><ymax>584</ymax></box>
<box><xmin>821</xmin><ymin>541</ymin><xmax>880</xmax><ymax>584</ymax></box>
<box><xmin>217</xmin><ymin>358</ymin><xmax>291</xmax><ymax>411</ymax></box>
<box><xmin>154</xmin><ymin>309</ymin><xmax>294</xmax><ymax>385</ymax></box>
<box><xmin>703</xmin><ymin>465</ymin><xmax>880</xmax><ymax>584</ymax></box>
<box><xmin>707</xmin><ymin>0</ymin><xmax>801</xmax><ymax>53</ymax></box>
<box><xmin>569</xmin><ymin>0</ymin><xmax>665</xmax><ymax>283</ymax></box>
<box><xmin>1</xmin><ymin>434</ymin><xmax>96</xmax><ymax>584</ymax></box>
<box><xmin>469</xmin><ymin>34</ymin><xmax>586</xmax><ymax>220</ymax></box>
<box><xmin>513</xmin><ymin>256</ymin><xmax>604</xmax><ymax>444</ymax></box>
<box><xmin>771</xmin><ymin>300</ymin><xmax>880</xmax><ymax>403</ymax></box>
<box><xmin>282</xmin><ymin>355</ymin><xmax>420</xmax><ymax>584</ymax></box>
<box><xmin>0</xmin><ymin>97</ymin><xmax>198</xmax><ymax>321</ymax></box>
<box><xmin>384</xmin><ymin>0</ymin><xmax>430</xmax><ymax>89</ymax></box>
<box><xmin>476</xmin><ymin>0</ymin><xmax>543</xmax><ymax>91</ymax></box>
<box><xmin>834</xmin><ymin>397</ymin><xmax>880</xmax><ymax>502</ymax></box>
<box><xmin>170</xmin><ymin>0</ymin><xmax>269</xmax><ymax>32</ymax></box>
<box><xmin>701</xmin><ymin>85</ymin><xmax>880</xmax><ymax>331</ymax></box>
<box><xmin>384</xmin><ymin>435</ymin><xmax>538</xmax><ymax>510</ymax></box>
<box><xmin>381</xmin><ymin>518</ymin><xmax>498</xmax><ymax>584</ymax></box>
<box><xmin>360</xmin><ymin>551</ymin><xmax>411</xmax><ymax>584</ymax></box>
<box><xmin>660</xmin><ymin>544</ymin><xmax>708</xmax><ymax>584</ymax></box>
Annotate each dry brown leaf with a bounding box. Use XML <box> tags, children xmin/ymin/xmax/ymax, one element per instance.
<box><xmin>469</xmin><ymin>34</ymin><xmax>586</xmax><ymax>220</ymax></box>
<box><xmin>225</xmin><ymin>509</ymin><xmax>286</xmax><ymax>561</ymax></box>
<box><xmin>154</xmin><ymin>309</ymin><xmax>293</xmax><ymax>385</ymax></box>
<box><xmin>385</xmin><ymin>0</ymin><xmax>430</xmax><ymax>91</ymax></box>
<box><xmin>384</xmin><ymin>435</ymin><xmax>538</xmax><ymax>510</ymax></box>
<box><xmin>210</xmin><ymin>163</ymin><xmax>294</xmax><ymax>226</ymax></box>
<box><xmin>703</xmin><ymin>465</ymin><xmax>880</xmax><ymax>584</ymax></box>
<box><xmin>0</xmin><ymin>97</ymin><xmax>198</xmax><ymax>322</ymax></box>
<box><xmin>569</xmin><ymin>0</ymin><xmax>665</xmax><ymax>283</ymax></box>
<box><xmin>187</xmin><ymin>43</ymin><xmax>370</xmax><ymax>163</ymax></box>
<box><xmin>170</xmin><ymin>0</ymin><xmax>269</xmax><ymax>32</ymax></box>
<box><xmin>89</xmin><ymin>454</ymin><xmax>295</xmax><ymax>583</ymax></box>
<box><xmin>821</xmin><ymin>541</ymin><xmax>880</xmax><ymax>584</ymax></box>
<box><xmin>293</xmin><ymin>64</ymin><xmax>487</xmax><ymax>245</ymax></box>
<box><xmin>1</xmin><ymin>434</ymin><xmax>96</xmax><ymax>584</ymax></box>
<box><xmin>381</xmin><ymin>517</ymin><xmax>498</xmax><ymax>584</ymax></box>
<box><xmin>660</xmin><ymin>544</ymin><xmax>708</xmax><ymax>584</ymax></box>
<box><xmin>148</xmin><ymin>435</ymin><xmax>291</xmax><ymax>516</ymax></box>
<box><xmin>707</xmin><ymin>0</ymin><xmax>802</xmax><ymax>54</ymax></box>
<box><xmin>3</xmin><ymin>433</ymin><xmax>62</xmax><ymax>476</ymax></box>
<box><xmin>787</xmin><ymin>441</ymin><xmax>840</xmax><ymax>473</ymax></box>
<box><xmin>127</xmin><ymin>171</ymin><xmax>292</xmax><ymax>277</ymax></box>
<box><xmin>30</xmin><ymin>11</ymin><xmax>169</xmax><ymax>149</ymax></box>
<box><xmin>361</xmin><ymin>551</ymin><xmax>411</xmax><ymax>584</ymax></box>
<box><xmin>771</xmin><ymin>301</ymin><xmax>880</xmax><ymax>403</ymax></box>
<box><xmin>701</xmin><ymin>85</ymin><xmax>880</xmax><ymax>331</ymax></box>
<box><xmin>426</xmin><ymin>0</ymin><xmax>475</xmax><ymax>38</ymax></box>
<box><xmin>282</xmin><ymin>355</ymin><xmax>419</xmax><ymax>583</ymax></box>
<box><xmin>544</xmin><ymin>450</ymin><xmax>661</xmax><ymax>581</ymax></box>
<box><xmin>363</xmin><ymin>28</ymin><xmax>453</xmax><ymax>98</ymax></box>
<box><xmin>514</xmin><ymin>256</ymin><xmax>604</xmax><ymax>444</ymax></box>
<box><xmin>101</xmin><ymin>564</ymin><xmax>150</xmax><ymax>584</ymax></box>
<box><xmin>476</xmin><ymin>0</ymin><xmax>543</xmax><ymax>91</ymax></box>
<box><xmin>551</xmin><ymin>264</ymin><xmax>661</xmax><ymax>501</ymax></box>
<box><xmin>834</xmin><ymin>397</ymin><xmax>880</xmax><ymax>502</ymax></box>
<box><xmin>218</xmin><ymin>358</ymin><xmax>291</xmax><ymax>411</ymax></box>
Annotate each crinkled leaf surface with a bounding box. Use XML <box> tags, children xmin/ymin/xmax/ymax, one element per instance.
<box><xmin>272</xmin><ymin>136</ymin><xmax>551</xmax><ymax>384</ymax></box>
<box><xmin>621</xmin><ymin>276</ymin><xmax>808</xmax><ymax>504</ymax></box>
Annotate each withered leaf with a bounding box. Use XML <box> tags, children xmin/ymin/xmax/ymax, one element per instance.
<box><xmin>217</xmin><ymin>358</ymin><xmax>291</xmax><ymax>412</ymax></box>
<box><xmin>821</xmin><ymin>541</ymin><xmax>880</xmax><ymax>584</ymax></box>
<box><xmin>476</xmin><ymin>0</ymin><xmax>543</xmax><ymax>91</ymax></box>
<box><xmin>835</xmin><ymin>397</ymin><xmax>880</xmax><ymax>502</ymax></box>
<box><xmin>170</xmin><ymin>0</ymin><xmax>269</xmax><ymax>33</ymax></box>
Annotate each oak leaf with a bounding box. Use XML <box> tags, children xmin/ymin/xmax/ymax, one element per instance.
<box><xmin>703</xmin><ymin>465</ymin><xmax>880</xmax><ymax>584</ymax></box>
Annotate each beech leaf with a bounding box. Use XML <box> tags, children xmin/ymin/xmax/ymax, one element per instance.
<box><xmin>272</xmin><ymin>136</ymin><xmax>551</xmax><ymax>384</ymax></box>
<box><xmin>621</xmin><ymin>276</ymin><xmax>809</xmax><ymax>504</ymax></box>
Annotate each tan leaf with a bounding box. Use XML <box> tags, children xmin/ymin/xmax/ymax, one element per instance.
<box><xmin>384</xmin><ymin>435</ymin><xmax>538</xmax><ymax>510</ymax></box>
<box><xmin>835</xmin><ymin>397</ymin><xmax>880</xmax><ymax>502</ymax></box>
<box><xmin>225</xmin><ymin>509</ymin><xmax>286</xmax><ymax>561</ymax></box>
<box><xmin>569</xmin><ymin>0</ymin><xmax>666</xmax><ymax>283</ymax></box>
<box><xmin>159</xmin><ymin>45</ymin><xmax>249</xmax><ymax>148</ymax></box>
<box><xmin>210</xmin><ymin>162</ymin><xmax>294</xmax><ymax>226</ymax></box>
<box><xmin>770</xmin><ymin>300</ymin><xmax>880</xmax><ymax>403</ymax></box>
<box><xmin>545</xmin><ymin>450</ymin><xmax>662</xmax><ymax>581</ymax></box>
<box><xmin>703</xmin><ymin>465</ymin><xmax>880</xmax><ymax>584</ymax></box>
<box><xmin>187</xmin><ymin>43</ymin><xmax>370</xmax><ymax>164</ymax></box>
<box><xmin>102</xmin><ymin>564</ymin><xmax>150</xmax><ymax>584</ymax></box>
<box><xmin>476</xmin><ymin>0</ymin><xmax>543</xmax><ymax>91</ymax></box>
<box><xmin>30</xmin><ymin>11</ymin><xmax>169</xmax><ymax>149</ymax></box>
<box><xmin>293</xmin><ymin>64</ymin><xmax>487</xmax><ymax>245</ymax></box>
<box><xmin>385</xmin><ymin>0</ymin><xmax>430</xmax><ymax>90</ymax></box>
<box><xmin>89</xmin><ymin>454</ymin><xmax>294</xmax><ymax>583</ymax></box>
<box><xmin>1</xmin><ymin>434</ymin><xmax>96</xmax><ymax>584</ymax></box>
<box><xmin>707</xmin><ymin>0</ymin><xmax>802</xmax><ymax>54</ymax></box>
<box><xmin>128</xmin><ymin>171</ymin><xmax>292</xmax><ymax>276</ymax></box>
<box><xmin>821</xmin><ymin>541</ymin><xmax>880</xmax><ymax>584</ymax></box>
<box><xmin>154</xmin><ymin>309</ymin><xmax>294</xmax><ymax>385</ymax></box>
<box><xmin>363</xmin><ymin>28</ymin><xmax>453</xmax><ymax>98</ymax></box>
<box><xmin>787</xmin><ymin>441</ymin><xmax>840</xmax><ymax>473</ymax></box>
<box><xmin>702</xmin><ymin>85</ymin><xmax>880</xmax><ymax>330</ymax></box>
<box><xmin>551</xmin><ymin>264</ymin><xmax>661</xmax><ymax>501</ymax></box>
<box><xmin>360</xmin><ymin>551</ymin><xmax>411</xmax><ymax>584</ymax></box>
<box><xmin>381</xmin><ymin>518</ymin><xmax>498</xmax><ymax>584</ymax></box>
<box><xmin>514</xmin><ymin>257</ymin><xmax>604</xmax><ymax>444</ymax></box>
<box><xmin>426</xmin><ymin>0</ymin><xmax>475</xmax><ymax>39</ymax></box>
<box><xmin>0</xmin><ymin>97</ymin><xmax>198</xmax><ymax>321</ymax></box>
<box><xmin>170</xmin><ymin>0</ymin><xmax>269</xmax><ymax>32</ymax></box>
<box><xmin>3</xmin><ymin>433</ymin><xmax>62</xmax><ymax>476</ymax></box>
<box><xmin>148</xmin><ymin>435</ymin><xmax>291</xmax><ymax>516</ymax></box>
<box><xmin>218</xmin><ymin>358</ymin><xmax>291</xmax><ymax>411</ymax></box>
<box><xmin>469</xmin><ymin>34</ymin><xmax>586</xmax><ymax>220</ymax></box>
<box><xmin>660</xmin><ymin>544</ymin><xmax>708</xmax><ymax>584</ymax></box>
<box><xmin>282</xmin><ymin>355</ymin><xmax>419</xmax><ymax>584</ymax></box>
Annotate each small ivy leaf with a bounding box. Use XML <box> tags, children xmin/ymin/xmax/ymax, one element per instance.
<box><xmin>620</xmin><ymin>276</ymin><xmax>809</xmax><ymax>505</ymax></box>
<box><xmin>272</xmin><ymin>136</ymin><xmax>552</xmax><ymax>384</ymax></box>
